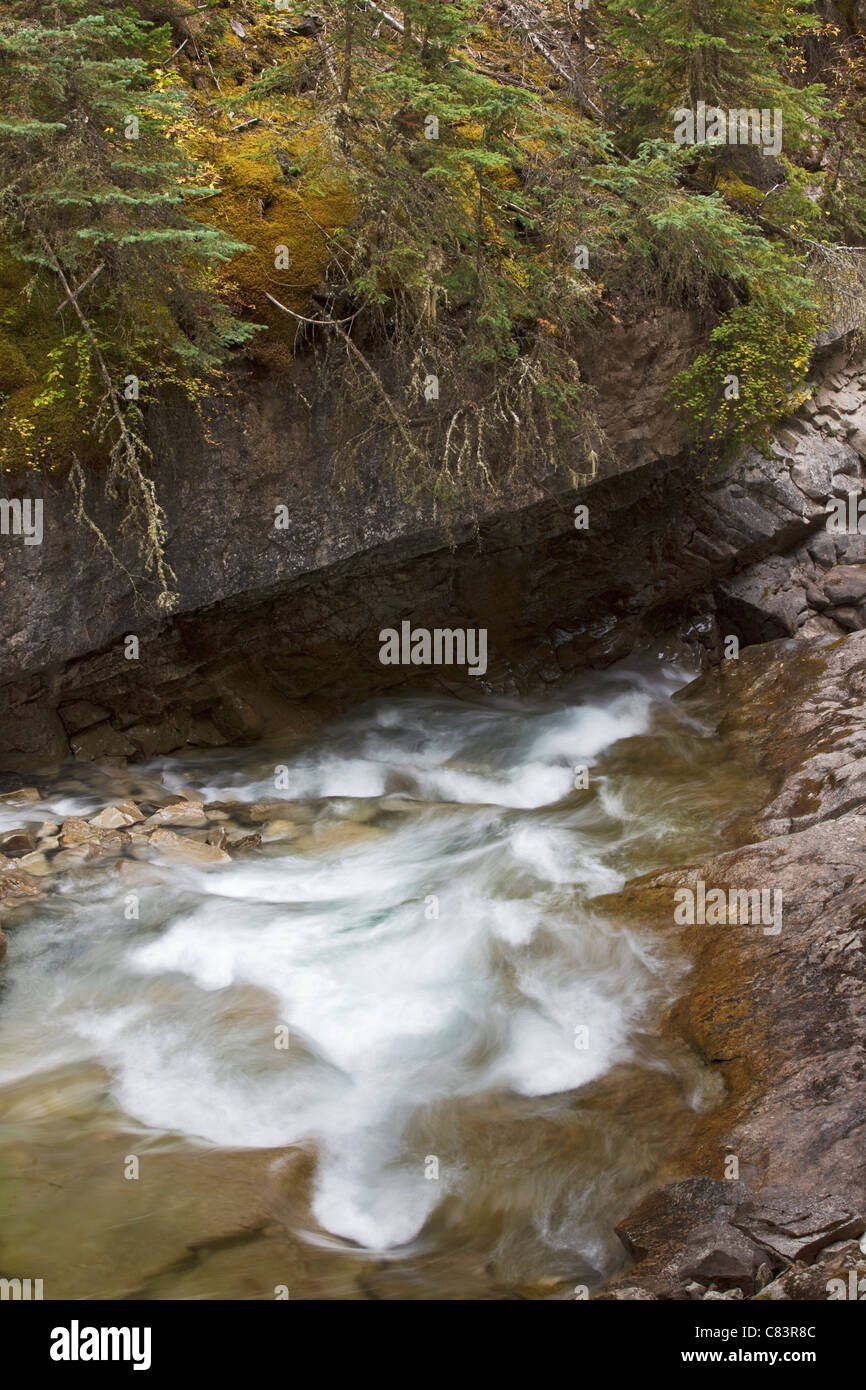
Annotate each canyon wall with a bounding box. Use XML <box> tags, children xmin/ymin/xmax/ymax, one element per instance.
<box><xmin>0</xmin><ymin>315</ymin><xmax>863</xmax><ymax>774</ymax></box>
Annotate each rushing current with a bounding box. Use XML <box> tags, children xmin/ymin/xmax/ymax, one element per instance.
<box><xmin>0</xmin><ymin>659</ymin><xmax>760</xmax><ymax>1299</ymax></box>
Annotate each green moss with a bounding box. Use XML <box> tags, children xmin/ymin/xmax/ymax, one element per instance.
<box><xmin>195</xmin><ymin>132</ymin><xmax>355</xmax><ymax>373</ymax></box>
<box><xmin>0</xmin><ymin>337</ymin><xmax>34</xmax><ymax>396</ymax></box>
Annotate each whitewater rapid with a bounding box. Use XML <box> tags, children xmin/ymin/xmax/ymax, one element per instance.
<box><xmin>0</xmin><ymin>660</ymin><xmax>719</xmax><ymax>1262</ymax></box>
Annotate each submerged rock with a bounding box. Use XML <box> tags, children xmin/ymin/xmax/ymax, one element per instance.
<box><xmin>0</xmin><ymin>829</ymin><xmax>37</xmax><ymax>857</ymax></box>
<box><xmin>0</xmin><ymin>860</ymin><xmax>44</xmax><ymax>903</ymax></box>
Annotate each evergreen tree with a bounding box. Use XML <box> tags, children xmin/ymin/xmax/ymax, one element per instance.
<box><xmin>601</xmin><ymin>0</ymin><xmax>827</xmax><ymax>152</ymax></box>
<box><xmin>0</xmin><ymin>0</ymin><xmax>257</xmax><ymax>604</ymax></box>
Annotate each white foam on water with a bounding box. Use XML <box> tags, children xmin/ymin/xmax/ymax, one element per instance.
<box><xmin>0</xmin><ymin>661</ymin><xmax>696</xmax><ymax>1252</ymax></box>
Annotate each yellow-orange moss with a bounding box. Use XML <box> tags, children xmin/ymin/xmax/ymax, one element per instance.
<box><xmin>193</xmin><ymin>129</ymin><xmax>356</xmax><ymax>373</ymax></box>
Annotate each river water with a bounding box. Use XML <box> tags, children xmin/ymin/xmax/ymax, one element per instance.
<box><xmin>0</xmin><ymin>659</ymin><xmax>761</xmax><ymax>1299</ymax></box>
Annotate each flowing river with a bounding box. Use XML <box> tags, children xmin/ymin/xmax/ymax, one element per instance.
<box><xmin>0</xmin><ymin>658</ymin><xmax>764</xmax><ymax>1299</ymax></box>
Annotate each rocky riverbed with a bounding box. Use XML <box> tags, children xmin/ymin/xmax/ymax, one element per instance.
<box><xmin>1</xmin><ymin>631</ymin><xmax>865</xmax><ymax>1299</ymax></box>
<box><xmin>3</xmin><ymin>338</ymin><xmax>866</xmax><ymax>1299</ymax></box>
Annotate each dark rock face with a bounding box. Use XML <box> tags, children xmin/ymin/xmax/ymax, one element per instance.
<box><xmin>0</xmin><ymin>326</ymin><xmax>699</xmax><ymax>770</ymax></box>
<box><xmin>732</xmin><ymin>1188</ymin><xmax>864</xmax><ymax>1265</ymax></box>
<box><xmin>616</xmin><ymin>1178</ymin><xmax>748</xmax><ymax>1263</ymax></box>
<box><xmin>599</xmin><ymin>630</ymin><xmax>866</xmax><ymax>1299</ymax></box>
<box><xmin>0</xmin><ymin>325</ymin><xmax>864</xmax><ymax>771</ymax></box>
<box><xmin>603</xmin><ymin>1178</ymin><xmax>864</xmax><ymax>1300</ymax></box>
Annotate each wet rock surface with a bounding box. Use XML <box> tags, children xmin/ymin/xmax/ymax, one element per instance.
<box><xmin>599</xmin><ymin>630</ymin><xmax>866</xmax><ymax>1299</ymax></box>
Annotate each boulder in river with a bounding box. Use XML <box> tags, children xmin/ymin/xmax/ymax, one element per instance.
<box><xmin>0</xmin><ymin>829</ymin><xmax>37</xmax><ymax>857</ymax></box>
<box><xmin>88</xmin><ymin>802</ymin><xmax>143</xmax><ymax>829</ymax></box>
<box><xmin>0</xmin><ymin>787</ymin><xmax>40</xmax><ymax>805</ymax></box>
<box><xmin>148</xmin><ymin>828</ymin><xmax>231</xmax><ymax>864</ymax></box>
<box><xmin>144</xmin><ymin>804</ymin><xmax>210</xmax><ymax>829</ymax></box>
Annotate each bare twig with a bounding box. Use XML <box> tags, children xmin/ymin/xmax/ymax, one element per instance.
<box><xmin>265</xmin><ymin>291</ymin><xmax>358</xmax><ymax>327</ymax></box>
<box><xmin>267</xmin><ymin>291</ymin><xmax>423</xmax><ymax>460</ymax></box>
<box><xmin>39</xmin><ymin>235</ymin><xmax>177</xmax><ymax>609</ymax></box>
<box><xmin>205</xmin><ymin>52</ymin><xmax>223</xmax><ymax>93</ymax></box>
<box><xmin>55</xmin><ymin>260</ymin><xmax>104</xmax><ymax>316</ymax></box>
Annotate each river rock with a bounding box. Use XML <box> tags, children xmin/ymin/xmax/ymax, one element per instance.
<box><xmin>185</xmin><ymin>826</ymin><xmax>229</xmax><ymax>850</ymax></box>
<box><xmin>0</xmin><ymin>926</ymin><xmax>6</xmax><ymax>962</ymax></box>
<box><xmin>15</xmin><ymin>852</ymin><xmax>52</xmax><ymax>876</ymax></box>
<box><xmin>822</xmin><ymin>564</ymin><xmax>866</xmax><ymax>605</ymax></box>
<box><xmin>825</xmin><ymin>603</ymin><xmax>866</xmax><ymax>631</ymax></box>
<box><xmin>679</xmin><ymin>1221</ymin><xmax>767</xmax><ymax>1290</ymax></box>
<box><xmin>600</xmin><ymin>631</ymin><xmax>866</xmax><ymax>1298</ymax></box>
<box><xmin>732</xmin><ymin>1187</ymin><xmax>864</xmax><ymax>1263</ymax></box>
<box><xmin>259</xmin><ymin>819</ymin><xmax>301</xmax><ymax>843</ymax></box>
<box><xmin>51</xmin><ymin>847</ymin><xmax>95</xmax><ymax>870</ymax></box>
<box><xmin>60</xmin><ymin>817</ymin><xmax>100</xmax><ymax>846</ymax></box>
<box><xmin>54</xmin><ymin>831</ymin><xmax>127</xmax><ymax>865</ymax></box>
<box><xmin>757</xmin><ymin>1242</ymin><xmax>866</xmax><ymax>1300</ymax></box>
<box><xmin>88</xmin><ymin>802</ymin><xmax>143</xmax><ymax>829</ymax></box>
<box><xmin>241</xmin><ymin>799</ymin><xmax>305</xmax><ymax>824</ymax></box>
<box><xmin>615</xmin><ymin>1179</ymin><xmax>748</xmax><ymax>1265</ymax></box>
<box><xmin>0</xmin><ymin>787</ymin><xmax>40</xmax><ymax>804</ymax></box>
<box><xmin>610</xmin><ymin>1179</ymin><xmax>756</xmax><ymax>1296</ymax></box>
<box><xmin>293</xmin><ymin>821</ymin><xmax>384</xmax><ymax>853</ymax></box>
<box><xmin>0</xmin><ymin>829</ymin><xmax>37</xmax><ymax>857</ymax></box>
<box><xmin>600</xmin><ymin>1287</ymin><xmax>658</xmax><ymax>1300</ymax></box>
<box><xmin>806</xmin><ymin>531</ymin><xmax>836</xmax><ymax>568</ymax></box>
<box><xmin>225</xmin><ymin>831</ymin><xmax>263</xmax><ymax>853</ymax></box>
<box><xmin>0</xmin><ymin>862</ymin><xmax>43</xmax><ymax>903</ymax></box>
<box><xmin>148</xmin><ymin>828</ymin><xmax>230</xmax><ymax>864</ymax></box>
<box><xmin>145</xmin><ymin>804</ymin><xmax>210</xmax><ymax>829</ymax></box>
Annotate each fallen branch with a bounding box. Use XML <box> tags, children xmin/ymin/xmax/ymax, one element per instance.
<box><xmin>503</xmin><ymin>0</ymin><xmax>572</xmax><ymax>85</ymax></box>
<box><xmin>265</xmin><ymin>291</ymin><xmax>358</xmax><ymax>327</ymax></box>
<box><xmin>500</xmin><ymin>0</ymin><xmax>606</xmax><ymax>120</ymax></box>
<box><xmin>55</xmin><ymin>260</ymin><xmax>104</xmax><ymax>316</ymax></box>
<box><xmin>360</xmin><ymin>2</ymin><xmax>405</xmax><ymax>36</ymax></box>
